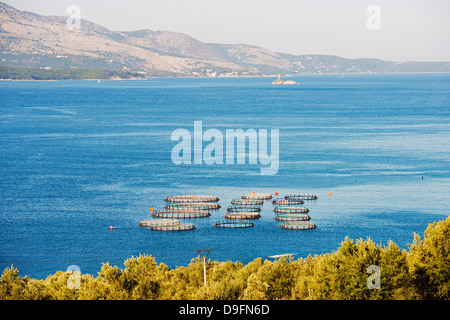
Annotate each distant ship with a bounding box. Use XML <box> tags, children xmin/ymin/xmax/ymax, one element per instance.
<box><xmin>272</xmin><ymin>75</ymin><xmax>298</xmax><ymax>85</ymax></box>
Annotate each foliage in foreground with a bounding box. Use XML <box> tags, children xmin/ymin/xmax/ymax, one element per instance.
<box><xmin>1</xmin><ymin>216</ymin><xmax>449</xmax><ymax>300</ymax></box>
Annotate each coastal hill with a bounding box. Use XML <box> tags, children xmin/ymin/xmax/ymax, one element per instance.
<box><xmin>1</xmin><ymin>2</ymin><xmax>449</xmax><ymax>77</ymax></box>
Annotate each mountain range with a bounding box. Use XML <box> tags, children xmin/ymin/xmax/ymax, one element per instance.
<box><xmin>1</xmin><ymin>2</ymin><xmax>449</xmax><ymax>77</ymax></box>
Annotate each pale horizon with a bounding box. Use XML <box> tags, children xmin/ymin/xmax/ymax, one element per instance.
<box><xmin>3</xmin><ymin>0</ymin><xmax>450</xmax><ymax>62</ymax></box>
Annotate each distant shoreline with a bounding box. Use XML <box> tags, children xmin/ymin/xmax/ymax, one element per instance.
<box><xmin>0</xmin><ymin>78</ymin><xmax>144</xmax><ymax>81</ymax></box>
<box><xmin>1</xmin><ymin>71</ymin><xmax>449</xmax><ymax>82</ymax></box>
<box><xmin>0</xmin><ymin>65</ymin><xmax>147</xmax><ymax>81</ymax></box>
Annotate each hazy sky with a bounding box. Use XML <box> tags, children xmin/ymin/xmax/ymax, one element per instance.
<box><xmin>4</xmin><ymin>0</ymin><xmax>450</xmax><ymax>61</ymax></box>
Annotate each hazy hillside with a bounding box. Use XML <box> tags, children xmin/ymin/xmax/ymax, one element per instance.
<box><xmin>1</xmin><ymin>2</ymin><xmax>449</xmax><ymax>77</ymax></box>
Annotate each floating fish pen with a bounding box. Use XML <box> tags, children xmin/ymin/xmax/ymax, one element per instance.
<box><xmin>139</xmin><ymin>219</ymin><xmax>174</xmax><ymax>227</ymax></box>
<box><xmin>272</xmin><ymin>198</ymin><xmax>304</xmax><ymax>205</ymax></box>
<box><xmin>274</xmin><ymin>213</ymin><xmax>311</xmax><ymax>221</ymax></box>
<box><xmin>138</xmin><ymin>219</ymin><xmax>195</xmax><ymax>231</ymax></box>
<box><xmin>226</xmin><ymin>207</ymin><xmax>261</xmax><ymax>213</ymax></box>
<box><xmin>214</xmin><ymin>220</ymin><xmax>255</xmax><ymax>228</ymax></box>
<box><xmin>165</xmin><ymin>202</ymin><xmax>221</xmax><ymax>210</ymax></box>
<box><xmin>151</xmin><ymin>209</ymin><xmax>210</xmax><ymax>219</ymax></box>
<box><xmin>273</xmin><ymin>206</ymin><xmax>310</xmax><ymax>214</ymax></box>
<box><xmin>227</xmin><ymin>205</ymin><xmax>261</xmax><ymax>212</ymax></box>
<box><xmin>231</xmin><ymin>198</ymin><xmax>264</xmax><ymax>205</ymax></box>
<box><xmin>242</xmin><ymin>193</ymin><xmax>272</xmax><ymax>200</ymax></box>
<box><xmin>224</xmin><ymin>212</ymin><xmax>261</xmax><ymax>220</ymax></box>
<box><xmin>164</xmin><ymin>195</ymin><xmax>219</xmax><ymax>203</ymax></box>
<box><xmin>285</xmin><ymin>194</ymin><xmax>318</xmax><ymax>201</ymax></box>
<box><xmin>280</xmin><ymin>221</ymin><xmax>317</xmax><ymax>230</ymax></box>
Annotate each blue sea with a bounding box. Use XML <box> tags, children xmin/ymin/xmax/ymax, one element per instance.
<box><xmin>0</xmin><ymin>74</ymin><xmax>449</xmax><ymax>279</ymax></box>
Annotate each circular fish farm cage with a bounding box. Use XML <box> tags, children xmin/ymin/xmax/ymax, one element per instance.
<box><xmin>242</xmin><ymin>193</ymin><xmax>272</xmax><ymax>200</ymax></box>
<box><xmin>164</xmin><ymin>195</ymin><xmax>219</xmax><ymax>203</ymax></box>
<box><xmin>285</xmin><ymin>194</ymin><xmax>318</xmax><ymax>201</ymax></box>
<box><xmin>280</xmin><ymin>221</ymin><xmax>317</xmax><ymax>230</ymax></box>
<box><xmin>139</xmin><ymin>219</ymin><xmax>174</xmax><ymax>227</ymax></box>
<box><xmin>151</xmin><ymin>209</ymin><xmax>210</xmax><ymax>219</ymax></box>
<box><xmin>227</xmin><ymin>205</ymin><xmax>261</xmax><ymax>212</ymax></box>
<box><xmin>274</xmin><ymin>213</ymin><xmax>311</xmax><ymax>221</ymax></box>
<box><xmin>273</xmin><ymin>206</ymin><xmax>310</xmax><ymax>214</ymax></box>
<box><xmin>272</xmin><ymin>198</ymin><xmax>304</xmax><ymax>205</ymax></box>
<box><xmin>214</xmin><ymin>220</ymin><xmax>255</xmax><ymax>228</ymax></box>
<box><xmin>138</xmin><ymin>219</ymin><xmax>196</xmax><ymax>231</ymax></box>
<box><xmin>224</xmin><ymin>212</ymin><xmax>261</xmax><ymax>220</ymax></box>
<box><xmin>165</xmin><ymin>202</ymin><xmax>221</xmax><ymax>210</ymax></box>
<box><xmin>231</xmin><ymin>198</ymin><xmax>264</xmax><ymax>205</ymax></box>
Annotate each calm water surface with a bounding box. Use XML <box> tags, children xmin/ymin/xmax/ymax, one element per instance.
<box><xmin>0</xmin><ymin>74</ymin><xmax>449</xmax><ymax>278</ymax></box>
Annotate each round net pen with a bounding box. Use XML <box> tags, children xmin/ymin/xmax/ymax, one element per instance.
<box><xmin>152</xmin><ymin>209</ymin><xmax>210</xmax><ymax>219</ymax></box>
<box><xmin>242</xmin><ymin>193</ymin><xmax>272</xmax><ymax>200</ymax></box>
<box><xmin>274</xmin><ymin>213</ymin><xmax>311</xmax><ymax>221</ymax></box>
<box><xmin>272</xmin><ymin>198</ymin><xmax>304</xmax><ymax>205</ymax></box>
<box><xmin>165</xmin><ymin>202</ymin><xmax>221</xmax><ymax>210</ymax></box>
<box><xmin>138</xmin><ymin>219</ymin><xmax>195</xmax><ymax>231</ymax></box>
<box><xmin>164</xmin><ymin>195</ymin><xmax>219</xmax><ymax>203</ymax></box>
<box><xmin>273</xmin><ymin>206</ymin><xmax>310</xmax><ymax>214</ymax></box>
<box><xmin>227</xmin><ymin>205</ymin><xmax>261</xmax><ymax>212</ymax></box>
<box><xmin>285</xmin><ymin>194</ymin><xmax>318</xmax><ymax>201</ymax></box>
<box><xmin>139</xmin><ymin>219</ymin><xmax>175</xmax><ymax>227</ymax></box>
<box><xmin>215</xmin><ymin>220</ymin><xmax>255</xmax><ymax>228</ymax></box>
<box><xmin>224</xmin><ymin>212</ymin><xmax>261</xmax><ymax>220</ymax></box>
<box><xmin>280</xmin><ymin>221</ymin><xmax>317</xmax><ymax>230</ymax></box>
<box><xmin>152</xmin><ymin>223</ymin><xmax>195</xmax><ymax>231</ymax></box>
<box><xmin>231</xmin><ymin>198</ymin><xmax>264</xmax><ymax>205</ymax></box>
